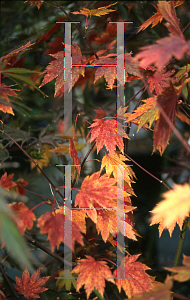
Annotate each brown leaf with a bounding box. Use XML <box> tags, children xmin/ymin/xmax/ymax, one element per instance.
<box><xmin>166</xmin><ymin>255</ymin><xmax>190</xmax><ymax>282</ymax></box>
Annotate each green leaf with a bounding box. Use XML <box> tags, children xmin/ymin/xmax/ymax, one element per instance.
<box><xmin>1</xmin><ymin>67</ymin><xmax>41</xmax><ymax>74</ymax></box>
<box><xmin>4</xmin><ymin>73</ymin><xmax>47</xmax><ymax>97</ymax></box>
<box><xmin>56</xmin><ymin>270</ymin><xmax>77</xmax><ymax>291</ymax></box>
<box><xmin>0</xmin><ymin>192</ymin><xmax>35</xmax><ymax>273</ymax></box>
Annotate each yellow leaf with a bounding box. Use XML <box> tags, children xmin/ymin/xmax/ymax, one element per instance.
<box><xmin>150</xmin><ymin>183</ymin><xmax>190</xmax><ymax>237</ymax></box>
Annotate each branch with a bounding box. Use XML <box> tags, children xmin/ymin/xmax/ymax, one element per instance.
<box><xmin>54</xmin><ymin>0</ymin><xmax>99</xmax><ymax>59</ymax></box>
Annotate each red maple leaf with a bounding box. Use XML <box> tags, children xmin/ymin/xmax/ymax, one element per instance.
<box><xmin>74</xmin><ymin>171</ymin><xmax>118</xmax><ymax>223</ymax></box>
<box><xmin>0</xmin><ymin>42</ymin><xmax>34</xmax><ymax>63</ymax></box>
<box><xmin>9</xmin><ymin>202</ymin><xmax>36</xmax><ymax>235</ymax></box>
<box><xmin>153</xmin><ymin>82</ymin><xmax>178</xmax><ymax>154</ymax></box>
<box><xmin>72</xmin><ymin>256</ymin><xmax>115</xmax><ymax>299</ymax></box>
<box><xmin>40</xmin><ymin>43</ymin><xmax>86</xmax><ymax>97</ymax></box>
<box><xmin>44</xmin><ymin>37</ymin><xmax>65</xmax><ymax>56</ymax></box>
<box><xmin>136</xmin><ymin>35</ymin><xmax>190</xmax><ymax>70</ymax></box>
<box><xmin>37</xmin><ymin>207</ymin><xmax>84</xmax><ymax>251</ymax></box>
<box><xmin>69</xmin><ymin>139</ymin><xmax>81</xmax><ymax>177</ymax></box>
<box><xmin>15</xmin><ymin>268</ymin><xmax>49</xmax><ymax>299</ymax></box>
<box><xmin>87</xmin><ymin>118</ymin><xmax>128</xmax><ymax>155</ymax></box>
<box><xmin>146</xmin><ymin>66</ymin><xmax>177</xmax><ymax>95</ymax></box>
<box><xmin>114</xmin><ymin>254</ymin><xmax>154</xmax><ymax>298</ymax></box>
<box><xmin>0</xmin><ymin>173</ymin><xmax>16</xmax><ymax>190</ymax></box>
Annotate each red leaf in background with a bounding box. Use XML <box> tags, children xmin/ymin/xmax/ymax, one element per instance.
<box><xmin>87</xmin><ymin>118</ymin><xmax>128</xmax><ymax>155</ymax></box>
<box><xmin>69</xmin><ymin>139</ymin><xmax>81</xmax><ymax>177</ymax></box>
<box><xmin>72</xmin><ymin>256</ymin><xmax>115</xmax><ymax>299</ymax></box>
<box><xmin>136</xmin><ymin>36</ymin><xmax>190</xmax><ymax>70</ymax></box>
<box><xmin>9</xmin><ymin>202</ymin><xmax>36</xmax><ymax>235</ymax></box>
<box><xmin>37</xmin><ymin>207</ymin><xmax>84</xmax><ymax>251</ymax></box>
<box><xmin>75</xmin><ymin>171</ymin><xmax>117</xmax><ymax>223</ymax></box>
<box><xmin>94</xmin><ymin>107</ymin><xmax>106</xmax><ymax>119</ymax></box>
<box><xmin>37</xmin><ymin>16</ymin><xmax>65</xmax><ymax>44</ymax></box>
<box><xmin>44</xmin><ymin>37</ymin><xmax>65</xmax><ymax>56</ymax></box>
<box><xmin>15</xmin><ymin>268</ymin><xmax>49</xmax><ymax>299</ymax></box>
<box><xmin>153</xmin><ymin>83</ymin><xmax>178</xmax><ymax>154</ymax></box>
<box><xmin>146</xmin><ymin>66</ymin><xmax>177</xmax><ymax>95</ymax></box>
<box><xmin>157</xmin><ymin>1</ymin><xmax>183</xmax><ymax>37</ymax></box>
<box><xmin>2</xmin><ymin>55</ymin><xmax>25</xmax><ymax>71</ymax></box>
<box><xmin>0</xmin><ymin>173</ymin><xmax>16</xmax><ymax>190</ymax></box>
<box><xmin>114</xmin><ymin>255</ymin><xmax>154</xmax><ymax>298</ymax></box>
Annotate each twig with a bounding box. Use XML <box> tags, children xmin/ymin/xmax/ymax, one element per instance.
<box><xmin>54</xmin><ymin>0</ymin><xmax>99</xmax><ymax>59</ymax></box>
<box><xmin>0</xmin><ymin>263</ymin><xmax>21</xmax><ymax>300</ymax></box>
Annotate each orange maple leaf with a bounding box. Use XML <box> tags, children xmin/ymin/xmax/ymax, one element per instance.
<box><xmin>15</xmin><ymin>178</ymin><xmax>29</xmax><ymax>196</ymax></box>
<box><xmin>71</xmin><ymin>2</ymin><xmax>117</xmax><ymax>17</ymax></box>
<box><xmin>87</xmin><ymin>118</ymin><xmax>128</xmax><ymax>155</ymax></box>
<box><xmin>72</xmin><ymin>256</ymin><xmax>115</xmax><ymax>299</ymax></box>
<box><xmin>37</xmin><ymin>207</ymin><xmax>84</xmax><ymax>251</ymax></box>
<box><xmin>114</xmin><ymin>254</ymin><xmax>154</xmax><ymax>298</ymax></box>
<box><xmin>69</xmin><ymin>139</ymin><xmax>81</xmax><ymax>177</ymax></box>
<box><xmin>0</xmin><ymin>173</ymin><xmax>16</xmax><ymax>190</ymax></box>
<box><xmin>40</xmin><ymin>43</ymin><xmax>85</xmax><ymax>97</ymax></box>
<box><xmin>150</xmin><ymin>183</ymin><xmax>190</xmax><ymax>237</ymax></box>
<box><xmin>135</xmin><ymin>35</ymin><xmax>190</xmax><ymax>70</ymax></box>
<box><xmin>166</xmin><ymin>255</ymin><xmax>190</xmax><ymax>282</ymax></box>
<box><xmin>8</xmin><ymin>202</ymin><xmax>36</xmax><ymax>235</ymax></box>
<box><xmin>0</xmin><ymin>83</ymin><xmax>19</xmax><ymax>115</ymax></box>
<box><xmin>101</xmin><ymin>151</ymin><xmax>136</xmax><ymax>187</ymax></box>
<box><xmin>126</xmin><ymin>275</ymin><xmax>173</xmax><ymax>300</ymax></box>
<box><xmin>125</xmin><ymin>97</ymin><xmax>159</xmax><ymax>131</ymax></box>
<box><xmin>24</xmin><ymin>0</ymin><xmax>44</xmax><ymax>10</ymax></box>
<box><xmin>15</xmin><ymin>267</ymin><xmax>49</xmax><ymax>299</ymax></box>
<box><xmin>74</xmin><ymin>171</ymin><xmax>118</xmax><ymax>223</ymax></box>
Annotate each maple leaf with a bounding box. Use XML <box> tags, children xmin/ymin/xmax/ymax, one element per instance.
<box><xmin>37</xmin><ymin>207</ymin><xmax>84</xmax><ymax>251</ymax></box>
<box><xmin>0</xmin><ymin>173</ymin><xmax>16</xmax><ymax>190</ymax></box>
<box><xmin>0</xmin><ymin>42</ymin><xmax>34</xmax><ymax>63</ymax></box>
<box><xmin>15</xmin><ymin>178</ymin><xmax>29</xmax><ymax>196</ymax></box>
<box><xmin>146</xmin><ymin>66</ymin><xmax>177</xmax><ymax>95</ymax></box>
<box><xmin>150</xmin><ymin>183</ymin><xmax>190</xmax><ymax>237</ymax></box>
<box><xmin>15</xmin><ymin>267</ymin><xmax>49</xmax><ymax>299</ymax></box>
<box><xmin>74</xmin><ymin>171</ymin><xmax>118</xmax><ymax>223</ymax></box>
<box><xmin>87</xmin><ymin>118</ymin><xmax>128</xmax><ymax>156</ymax></box>
<box><xmin>114</xmin><ymin>254</ymin><xmax>154</xmax><ymax>298</ymax></box>
<box><xmin>137</xmin><ymin>9</ymin><xmax>163</xmax><ymax>33</ymax></box>
<box><xmin>157</xmin><ymin>1</ymin><xmax>183</xmax><ymax>37</ymax></box>
<box><xmin>8</xmin><ymin>202</ymin><xmax>36</xmax><ymax>235</ymax></box>
<box><xmin>153</xmin><ymin>83</ymin><xmax>178</xmax><ymax>154</ymax></box>
<box><xmin>101</xmin><ymin>151</ymin><xmax>136</xmax><ymax>186</ymax></box>
<box><xmin>40</xmin><ymin>43</ymin><xmax>86</xmax><ymax>97</ymax></box>
<box><xmin>71</xmin><ymin>2</ymin><xmax>117</xmax><ymax>18</ymax></box>
<box><xmin>69</xmin><ymin>139</ymin><xmax>81</xmax><ymax>177</ymax></box>
<box><xmin>0</xmin><ymin>83</ymin><xmax>19</xmax><ymax>115</ymax></box>
<box><xmin>72</xmin><ymin>256</ymin><xmax>115</xmax><ymax>299</ymax></box>
<box><xmin>125</xmin><ymin>97</ymin><xmax>159</xmax><ymax>131</ymax></box>
<box><xmin>56</xmin><ymin>270</ymin><xmax>77</xmax><ymax>291</ymax></box>
<box><xmin>24</xmin><ymin>0</ymin><xmax>44</xmax><ymax>10</ymax></box>
<box><xmin>44</xmin><ymin>37</ymin><xmax>65</xmax><ymax>56</ymax></box>
<box><xmin>30</xmin><ymin>144</ymin><xmax>52</xmax><ymax>173</ymax></box>
<box><xmin>127</xmin><ymin>275</ymin><xmax>173</xmax><ymax>300</ymax></box>
<box><xmin>135</xmin><ymin>35</ymin><xmax>190</xmax><ymax>70</ymax></box>
<box><xmin>94</xmin><ymin>107</ymin><xmax>106</xmax><ymax>119</ymax></box>
<box><xmin>166</xmin><ymin>255</ymin><xmax>190</xmax><ymax>282</ymax></box>
<box><xmin>92</xmin><ymin>56</ymin><xmax>117</xmax><ymax>89</ymax></box>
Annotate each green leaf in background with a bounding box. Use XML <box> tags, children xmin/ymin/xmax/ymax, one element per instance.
<box><xmin>0</xmin><ymin>188</ymin><xmax>35</xmax><ymax>273</ymax></box>
<box><xmin>1</xmin><ymin>67</ymin><xmax>42</xmax><ymax>74</ymax></box>
<box><xmin>3</xmin><ymin>73</ymin><xmax>47</xmax><ymax>97</ymax></box>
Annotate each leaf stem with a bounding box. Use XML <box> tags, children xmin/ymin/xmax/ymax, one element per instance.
<box><xmin>172</xmin><ymin>216</ymin><xmax>189</xmax><ymax>270</ymax></box>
